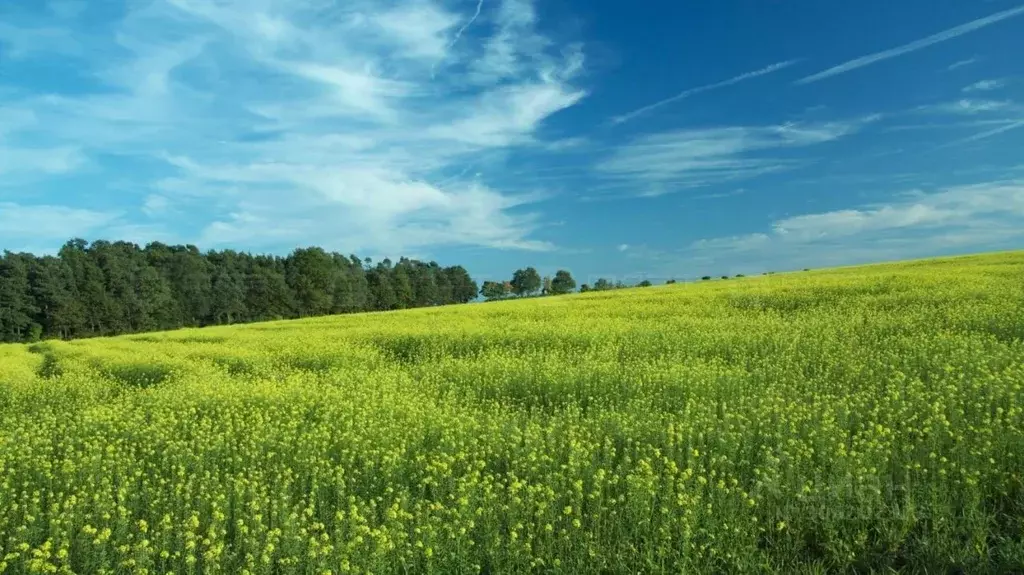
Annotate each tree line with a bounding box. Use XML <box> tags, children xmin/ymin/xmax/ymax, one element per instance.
<box><xmin>0</xmin><ymin>238</ymin><xmax>483</xmax><ymax>343</ymax></box>
<box><xmin>477</xmin><ymin>267</ymin><xmax>671</xmax><ymax>301</ymax></box>
<box><xmin>0</xmin><ymin>238</ymin><xmax>702</xmax><ymax>344</ymax></box>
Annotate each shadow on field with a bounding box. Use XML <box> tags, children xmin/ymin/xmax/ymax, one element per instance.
<box><xmin>27</xmin><ymin>342</ymin><xmax>64</xmax><ymax>378</ymax></box>
<box><xmin>99</xmin><ymin>362</ymin><xmax>174</xmax><ymax>389</ymax></box>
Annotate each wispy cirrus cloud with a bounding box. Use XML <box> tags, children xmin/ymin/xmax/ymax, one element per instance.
<box><xmin>445</xmin><ymin>0</ymin><xmax>485</xmax><ymax>54</ymax></box>
<box><xmin>915</xmin><ymin>97</ymin><xmax>1024</xmax><ymax>146</ymax></box>
<box><xmin>693</xmin><ymin>188</ymin><xmax>747</xmax><ymax>200</ymax></box>
<box><xmin>952</xmin><ymin>120</ymin><xmax>1024</xmax><ymax>145</ymax></box>
<box><xmin>963</xmin><ymin>78</ymin><xmax>1007</xmax><ymax>92</ymax></box>
<box><xmin>595</xmin><ymin>115</ymin><xmax>880</xmax><ymax>197</ymax></box>
<box><xmin>796</xmin><ymin>5</ymin><xmax>1024</xmax><ymax>84</ymax></box>
<box><xmin>922</xmin><ymin>99</ymin><xmax>1012</xmax><ymax>115</ymax></box>
<box><xmin>0</xmin><ymin>0</ymin><xmax>587</xmax><ymax>256</ymax></box>
<box><xmin>0</xmin><ymin>21</ymin><xmax>81</xmax><ymax>59</ymax></box>
<box><xmin>623</xmin><ymin>180</ymin><xmax>1024</xmax><ymax>275</ymax></box>
<box><xmin>947</xmin><ymin>57</ymin><xmax>979</xmax><ymax>71</ymax></box>
<box><xmin>0</xmin><ymin>203</ymin><xmax>121</xmax><ymax>249</ymax></box>
<box><xmin>610</xmin><ymin>60</ymin><xmax>800</xmax><ymax>125</ymax></box>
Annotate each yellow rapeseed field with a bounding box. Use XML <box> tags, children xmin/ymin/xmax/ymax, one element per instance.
<box><xmin>1</xmin><ymin>251</ymin><xmax>1023</xmax><ymax>574</ymax></box>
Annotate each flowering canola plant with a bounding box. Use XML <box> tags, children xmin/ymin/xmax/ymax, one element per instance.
<box><xmin>1</xmin><ymin>251</ymin><xmax>1023</xmax><ymax>573</ymax></box>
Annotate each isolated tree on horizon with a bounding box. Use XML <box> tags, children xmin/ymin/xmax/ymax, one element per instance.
<box><xmin>550</xmin><ymin>270</ymin><xmax>576</xmax><ymax>295</ymax></box>
<box><xmin>480</xmin><ymin>281</ymin><xmax>507</xmax><ymax>301</ymax></box>
<box><xmin>510</xmin><ymin>267</ymin><xmax>542</xmax><ymax>297</ymax></box>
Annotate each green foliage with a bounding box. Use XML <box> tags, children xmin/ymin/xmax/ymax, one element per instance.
<box><xmin>1</xmin><ymin>251</ymin><xmax>1023</xmax><ymax>573</ymax></box>
<box><xmin>550</xmin><ymin>269</ymin><xmax>577</xmax><ymax>295</ymax></box>
<box><xmin>0</xmin><ymin>239</ymin><xmax>491</xmax><ymax>342</ymax></box>
<box><xmin>445</xmin><ymin>266</ymin><xmax>478</xmax><ymax>304</ymax></box>
<box><xmin>0</xmin><ymin>252</ymin><xmax>39</xmax><ymax>342</ymax></box>
<box><xmin>480</xmin><ymin>280</ymin><xmax>510</xmax><ymax>301</ymax></box>
<box><xmin>510</xmin><ymin>267</ymin><xmax>542</xmax><ymax>296</ymax></box>
<box><xmin>637</xmin><ymin>279</ymin><xmax>652</xmax><ymax>287</ymax></box>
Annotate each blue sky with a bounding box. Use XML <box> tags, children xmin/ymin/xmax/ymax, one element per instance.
<box><xmin>1</xmin><ymin>0</ymin><xmax>1023</xmax><ymax>284</ymax></box>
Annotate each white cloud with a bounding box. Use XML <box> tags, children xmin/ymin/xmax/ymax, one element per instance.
<box><xmin>0</xmin><ymin>107</ymin><xmax>38</xmax><ymax>137</ymax></box>
<box><xmin>286</xmin><ymin>61</ymin><xmax>412</xmax><ymax>119</ymax></box>
<box><xmin>1</xmin><ymin>0</ymin><xmax>586</xmax><ymax>256</ymax></box>
<box><xmin>374</xmin><ymin>1</ymin><xmax>459</xmax><ymax>60</ymax></box>
<box><xmin>693</xmin><ymin>188</ymin><xmax>746</xmax><ymax>200</ymax></box>
<box><xmin>684</xmin><ymin>180</ymin><xmax>1024</xmax><ymax>270</ymax></box>
<box><xmin>955</xmin><ymin>119</ymin><xmax>1024</xmax><ymax>144</ymax></box>
<box><xmin>924</xmin><ymin>99</ymin><xmax>1012</xmax><ymax>115</ymax></box>
<box><xmin>0</xmin><ymin>146</ymin><xmax>85</xmax><ymax>175</ymax></box>
<box><xmin>947</xmin><ymin>57</ymin><xmax>978</xmax><ymax>71</ymax></box>
<box><xmin>429</xmin><ymin>80</ymin><xmax>586</xmax><ymax>147</ymax></box>
<box><xmin>0</xmin><ymin>203</ymin><xmax>120</xmax><ymax>242</ymax></box>
<box><xmin>142</xmin><ymin>195</ymin><xmax>173</xmax><ymax>217</ymax></box>
<box><xmin>596</xmin><ymin>116</ymin><xmax>879</xmax><ymax>196</ymax></box>
<box><xmin>963</xmin><ymin>79</ymin><xmax>1007</xmax><ymax>93</ymax></box>
<box><xmin>468</xmin><ymin>0</ymin><xmax>547</xmax><ymax>84</ymax></box>
<box><xmin>48</xmin><ymin>1</ymin><xmax>87</xmax><ymax>19</ymax></box>
<box><xmin>0</xmin><ymin>22</ymin><xmax>81</xmax><ymax>59</ymax></box>
<box><xmin>796</xmin><ymin>5</ymin><xmax>1024</xmax><ymax>84</ymax></box>
<box><xmin>617</xmin><ymin>244</ymin><xmax>629</xmax><ymax>252</ymax></box>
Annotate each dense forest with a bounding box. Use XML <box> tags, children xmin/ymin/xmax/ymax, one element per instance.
<box><xmin>0</xmin><ymin>237</ymin><xmax>668</xmax><ymax>343</ymax></box>
<box><xmin>0</xmin><ymin>239</ymin><xmax>483</xmax><ymax>343</ymax></box>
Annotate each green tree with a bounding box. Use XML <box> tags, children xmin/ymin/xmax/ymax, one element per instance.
<box><xmin>638</xmin><ymin>279</ymin><xmax>652</xmax><ymax>287</ymax></box>
<box><xmin>480</xmin><ymin>281</ymin><xmax>507</xmax><ymax>301</ymax></box>
<box><xmin>210</xmin><ymin>267</ymin><xmax>247</xmax><ymax>325</ymax></box>
<box><xmin>60</xmin><ymin>239</ymin><xmax>111</xmax><ymax>336</ymax></box>
<box><xmin>1</xmin><ymin>236</ymin><xmax>488</xmax><ymax>342</ymax></box>
<box><xmin>29</xmin><ymin>255</ymin><xmax>84</xmax><ymax>340</ymax></box>
<box><xmin>409</xmin><ymin>261</ymin><xmax>440</xmax><ymax>307</ymax></box>
<box><xmin>132</xmin><ymin>264</ymin><xmax>178</xmax><ymax>332</ymax></box>
<box><xmin>286</xmin><ymin>247</ymin><xmax>335</xmax><ymax>317</ymax></box>
<box><xmin>87</xmin><ymin>240</ymin><xmax>135</xmax><ymax>334</ymax></box>
<box><xmin>445</xmin><ymin>266</ymin><xmax>478</xmax><ymax>304</ymax></box>
<box><xmin>0</xmin><ymin>252</ymin><xmax>40</xmax><ymax>342</ymax></box>
<box><xmin>168</xmin><ymin>246</ymin><xmax>213</xmax><ymax>327</ymax></box>
<box><xmin>367</xmin><ymin>265</ymin><xmax>398</xmax><ymax>311</ymax></box>
<box><xmin>390</xmin><ymin>259</ymin><xmax>415</xmax><ymax>309</ymax></box>
<box><xmin>244</xmin><ymin>261</ymin><xmax>295</xmax><ymax>321</ymax></box>
<box><xmin>593</xmin><ymin>278</ymin><xmax>612</xmax><ymax>291</ymax></box>
<box><xmin>510</xmin><ymin>267</ymin><xmax>541</xmax><ymax>296</ymax></box>
<box><xmin>550</xmin><ymin>270</ymin><xmax>576</xmax><ymax>295</ymax></box>
<box><xmin>331</xmin><ymin>254</ymin><xmax>370</xmax><ymax>314</ymax></box>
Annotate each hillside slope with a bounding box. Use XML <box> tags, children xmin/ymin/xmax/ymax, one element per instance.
<box><xmin>1</xmin><ymin>251</ymin><xmax>1023</xmax><ymax>573</ymax></box>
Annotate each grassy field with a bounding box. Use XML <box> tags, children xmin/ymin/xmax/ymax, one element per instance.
<box><xmin>1</xmin><ymin>252</ymin><xmax>1023</xmax><ymax>574</ymax></box>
